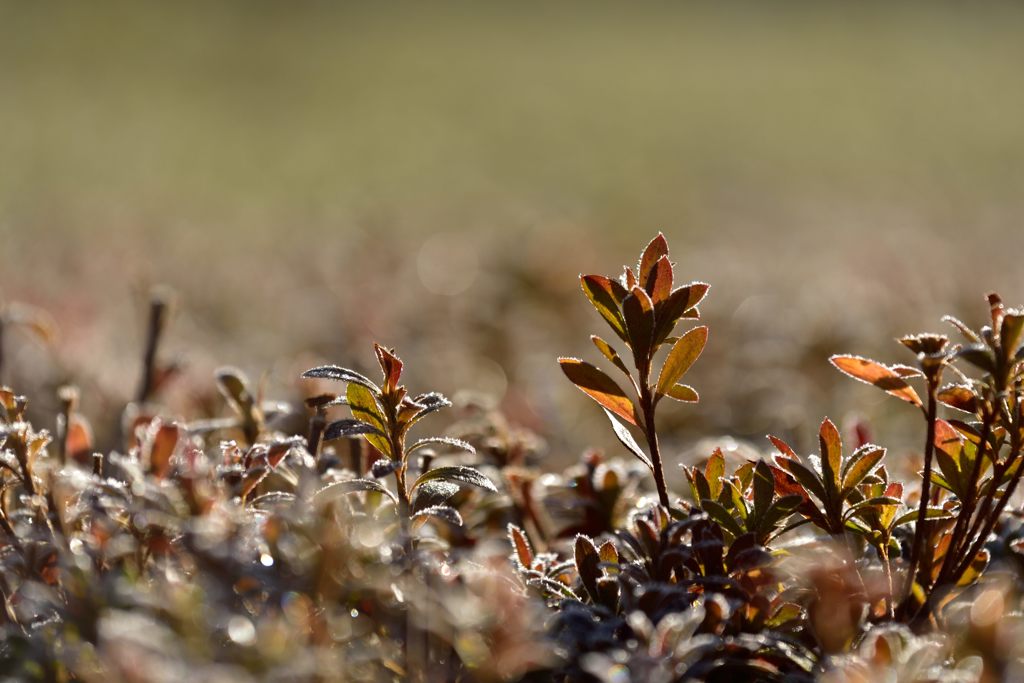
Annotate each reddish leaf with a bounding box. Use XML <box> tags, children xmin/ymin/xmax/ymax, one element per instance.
<box><xmin>818</xmin><ymin>418</ymin><xmax>843</xmax><ymax>493</ymax></box>
<box><xmin>374</xmin><ymin>344</ymin><xmax>404</xmax><ymax>391</ymax></box>
<box><xmin>558</xmin><ymin>357</ymin><xmax>638</xmax><ymax>426</ymax></box>
<box><xmin>767</xmin><ymin>434</ymin><xmax>798</xmax><ymax>460</ymax></box>
<box><xmin>652</xmin><ymin>282</ymin><xmax>710</xmax><ymax>345</ymax></box>
<box><xmin>644</xmin><ymin>256</ymin><xmax>673</xmax><ymax>305</ymax></box>
<box><xmin>637</xmin><ymin>233</ymin><xmax>669</xmax><ymax>286</ymax></box>
<box><xmin>830</xmin><ymin>355</ymin><xmax>922</xmax><ymax>408</ymax></box>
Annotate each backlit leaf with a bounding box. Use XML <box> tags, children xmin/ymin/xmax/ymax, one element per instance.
<box><xmin>580</xmin><ymin>275</ymin><xmax>628</xmax><ymax>341</ymax></box>
<box><xmin>413</xmin><ymin>465</ymin><xmax>497</xmax><ymax>493</ymax></box>
<box><xmin>346</xmin><ymin>383</ymin><xmax>393</xmax><ymax>457</ymax></box>
<box><xmin>590</xmin><ymin>335</ymin><xmax>631</xmax><ymax>377</ymax></box>
<box><xmin>644</xmin><ymin>255</ymin><xmax>673</xmax><ymax>304</ymax></box>
<box><xmin>652</xmin><ymin>282</ymin><xmax>710</xmax><ymax>346</ymax></box>
<box><xmin>664</xmin><ymin>384</ymin><xmax>699</xmax><ymax>403</ymax></box>
<box><xmin>819</xmin><ymin>418</ymin><xmax>843</xmax><ymax>495</ymax></box>
<box><xmin>508</xmin><ymin>524</ymin><xmax>534</xmax><ymax>568</ymax></box>
<box><xmin>315</xmin><ymin>478</ymin><xmax>398</xmax><ymax>505</ymax></box>
<box><xmin>559</xmin><ymin>357</ymin><xmax>639</xmax><ymax>426</ymax></box>
<box><xmin>657</xmin><ymin>326</ymin><xmax>708</xmax><ymax>395</ymax></box>
<box><xmin>412</xmin><ymin>505</ymin><xmax>463</xmax><ymax>528</ymax></box>
<box><xmin>323</xmin><ymin>419</ymin><xmax>385</xmax><ymax>441</ymax></box>
<box><xmin>829</xmin><ymin>355</ymin><xmax>922</xmax><ymax>407</ymax></box>
<box><xmin>637</xmin><ymin>233</ymin><xmax>669</xmax><ymax>286</ymax></box>
<box><xmin>302</xmin><ymin>365</ymin><xmax>381</xmax><ymax>394</ymax></box>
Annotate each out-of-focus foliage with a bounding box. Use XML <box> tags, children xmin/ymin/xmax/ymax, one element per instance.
<box><xmin>3</xmin><ymin>233</ymin><xmax>1024</xmax><ymax>681</ymax></box>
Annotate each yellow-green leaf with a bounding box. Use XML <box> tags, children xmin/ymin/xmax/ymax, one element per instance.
<box><xmin>656</xmin><ymin>326</ymin><xmax>708</xmax><ymax>395</ymax></box>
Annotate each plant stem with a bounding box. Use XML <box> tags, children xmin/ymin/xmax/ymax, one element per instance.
<box><xmin>937</xmin><ymin>409</ymin><xmax>994</xmax><ymax>585</ymax></box>
<box><xmin>639</xmin><ymin>385</ymin><xmax>671</xmax><ymax>510</ymax></box>
<box><xmin>905</xmin><ymin>379</ymin><xmax>939</xmax><ymax>599</ymax></box>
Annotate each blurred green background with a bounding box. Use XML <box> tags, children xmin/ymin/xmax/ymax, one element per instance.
<box><xmin>2</xmin><ymin>1</ymin><xmax>1024</xmax><ymax>472</ymax></box>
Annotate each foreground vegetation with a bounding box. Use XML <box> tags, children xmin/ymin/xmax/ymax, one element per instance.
<box><xmin>2</xmin><ymin>234</ymin><xmax>1024</xmax><ymax>681</ymax></box>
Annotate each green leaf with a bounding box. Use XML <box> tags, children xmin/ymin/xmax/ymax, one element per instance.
<box><xmin>602</xmin><ymin>408</ymin><xmax>652</xmax><ymax>470</ymax></box>
<box><xmin>701</xmin><ymin>498</ymin><xmax>745</xmax><ymax>538</ymax></box>
<box><xmin>829</xmin><ymin>355</ymin><xmax>922</xmax><ymax>408</ymax></box>
<box><xmin>302</xmin><ymin>365</ymin><xmax>381</xmax><ymax>395</ymax></box>
<box><xmin>841</xmin><ymin>445</ymin><xmax>886</xmax><ymax>494</ymax></box>
<box><xmin>407</xmin><ymin>437</ymin><xmax>476</xmax><ymax>455</ymax></box>
<box><xmin>656</xmin><ymin>326</ymin><xmax>708</xmax><ymax>395</ymax></box>
<box><xmin>752</xmin><ymin>460</ymin><xmax>775</xmax><ymax>519</ymax></box>
<box><xmin>775</xmin><ymin>457</ymin><xmax>826</xmax><ymax>504</ymax></box>
<box><xmin>347</xmin><ymin>382</ymin><xmax>393</xmax><ymax>457</ymax></box>
<box><xmin>894</xmin><ymin>507</ymin><xmax>952</xmax><ymax>527</ymax></box>
<box><xmin>323</xmin><ymin>419</ymin><xmax>385</xmax><ymax>441</ymax></box>
<box><xmin>574</xmin><ymin>535</ymin><xmax>602</xmax><ymax>602</ymax></box>
<box><xmin>412</xmin><ymin>480</ymin><xmax>460</xmax><ymax>511</ymax></box>
<box><xmin>622</xmin><ymin>286</ymin><xmax>655</xmax><ymax>362</ymax></box>
<box><xmin>580</xmin><ymin>275</ymin><xmax>628</xmax><ymax>341</ymax></box>
<box><xmin>412</xmin><ymin>505</ymin><xmax>463</xmax><ymax>527</ymax></box>
<box><xmin>413</xmin><ymin>465</ymin><xmax>497</xmax><ymax>493</ymax></box>
<box><xmin>315</xmin><ymin>478</ymin><xmax>398</xmax><ymax>505</ymax></box>
<box><xmin>558</xmin><ymin>357</ymin><xmax>639</xmax><ymax>426</ymax></box>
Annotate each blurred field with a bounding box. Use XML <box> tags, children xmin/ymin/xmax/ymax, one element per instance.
<box><xmin>2</xmin><ymin>1</ymin><xmax>1024</xmax><ymax>474</ymax></box>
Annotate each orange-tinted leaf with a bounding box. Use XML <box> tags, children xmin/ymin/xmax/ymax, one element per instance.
<box><xmin>937</xmin><ymin>384</ymin><xmax>979</xmax><ymax>414</ymax></box>
<box><xmin>558</xmin><ymin>358</ymin><xmax>638</xmax><ymax>426</ymax></box>
<box><xmin>508</xmin><ymin>524</ymin><xmax>534</xmax><ymax>569</ymax></box>
<box><xmin>644</xmin><ymin>256</ymin><xmax>673</xmax><ymax>304</ymax></box>
<box><xmin>145</xmin><ymin>421</ymin><xmax>180</xmax><ymax>480</ymax></box>
<box><xmin>637</xmin><ymin>233</ymin><xmax>669</xmax><ymax>286</ymax></box>
<box><xmin>581</xmin><ymin>275</ymin><xmax>628</xmax><ymax>341</ymax></box>
<box><xmin>830</xmin><ymin>355</ymin><xmax>922</xmax><ymax>407</ymax></box>
<box><xmin>66</xmin><ymin>415</ymin><xmax>94</xmax><ymax>465</ymax></box>
<box><xmin>657</xmin><ymin>326</ymin><xmax>708</xmax><ymax>395</ymax></box>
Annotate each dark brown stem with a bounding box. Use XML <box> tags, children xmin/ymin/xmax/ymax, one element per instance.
<box><xmin>135</xmin><ymin>292</ymin><xmax>170</xmax><ymax>404</ymax></box>
<box><xmin>640</xmin><ymin>385</ymin><xmax>671</xmax><ymax>510</ymax></box>
<box><xmin>905</xmin><ymin>379</ymin><xmax>939</xmax><ymax>599</ymax></box>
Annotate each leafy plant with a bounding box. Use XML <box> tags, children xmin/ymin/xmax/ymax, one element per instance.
<box><xmin>559</xmin><ymin>233</ymin><xmax>709</xmax><ymax>510</ymax></box>
<box><xmin>303</xmin><ymin>344</ymin><xmax>497</xmax><ymax>532</ymax></box>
